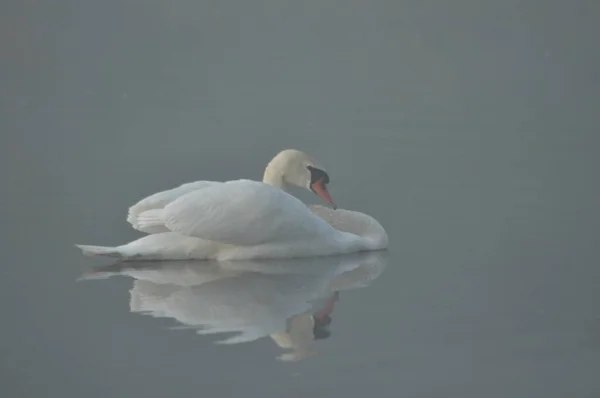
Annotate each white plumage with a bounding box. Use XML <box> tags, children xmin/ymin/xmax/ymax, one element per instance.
<box><xmin>76</xmin><ymin>149</ymin><xmax>388</xmax><ymax>261</ymax></box>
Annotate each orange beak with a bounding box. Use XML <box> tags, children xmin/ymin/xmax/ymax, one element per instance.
<box><xmin>311</xmin><ymin>179</ymin><xmax>337</xmax><ymax>209</ymax></box>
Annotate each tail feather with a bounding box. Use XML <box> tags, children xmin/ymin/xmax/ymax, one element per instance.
<box><xmin>75</xmin><ymin>244</ymin><xmax>122</xmax><ymax>258</ymax></box>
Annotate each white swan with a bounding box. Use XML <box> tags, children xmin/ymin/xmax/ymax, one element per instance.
<box><xmin>75</xmin><ymin>149</ymin><xmax>388</xmax><ymax>261</ymax></box>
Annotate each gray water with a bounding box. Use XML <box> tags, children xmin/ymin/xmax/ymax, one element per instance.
<box><xmin>2</xmin><ymin>1</ymin><xmax>599</xmax><ymax>397</ymax></box>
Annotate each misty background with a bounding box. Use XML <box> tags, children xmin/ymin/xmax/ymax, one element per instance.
<box><xmin>1</xmin><ymin>1</ymin><xmax>599</xmax><ymax>397</ymax></box>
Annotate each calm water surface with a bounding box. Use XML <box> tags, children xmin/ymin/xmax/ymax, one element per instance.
<box><xmin>1</xmin><ymin>1</ymin><xmax>599</xmax><ymax>397</ymax></box>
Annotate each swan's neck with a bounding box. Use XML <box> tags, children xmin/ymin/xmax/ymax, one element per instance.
<box><xmin>262</xmin><ymin>163</ymin><xmax>285</xmax><ymax>189</ymax></box>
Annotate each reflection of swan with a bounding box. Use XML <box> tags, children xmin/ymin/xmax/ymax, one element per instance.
<box><xmin>75</xmin><ymin>149</ymin><xmax>388</xmax><ymax>261</ymax></box>
<box><xmin>80</xmin><ymin>252</ymin><xmax>388</xmax><ymax>361</ymax></box>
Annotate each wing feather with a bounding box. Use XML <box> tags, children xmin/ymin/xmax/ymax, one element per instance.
<box><xmin>127</xmin><ymin>181</ymin><xmax>219</xmax><ymax>233</ymax></box>
<box><xmin>161</xmin><ymin>180</ymin><xmax>333</xmax><ymax>246</ymax></box>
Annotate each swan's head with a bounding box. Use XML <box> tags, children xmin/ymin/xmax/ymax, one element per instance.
<box><xmin>263</xmin><ymin>149</ymin><xmax>337</xmax><ymax>209</ymax></box>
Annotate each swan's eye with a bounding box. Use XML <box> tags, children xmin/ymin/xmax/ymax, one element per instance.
<box><xmin>306</xmin><ymin>165</ymin><xmax>330</xmax><ymax>184</ymax></box>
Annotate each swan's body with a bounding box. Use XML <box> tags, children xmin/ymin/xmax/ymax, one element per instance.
<box><xmin>76</xmin><ymin>149</ymin><xmax>388</xmax><ymax>261</ymax></box>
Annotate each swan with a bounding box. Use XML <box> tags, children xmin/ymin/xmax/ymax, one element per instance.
<box><xmin>78</xmin><ymin>252</ymin><xmax>388</xmax><ymax>361</ymax></box>
<box><xmin>75</xmin><ymin>149</ymin><xmax>388</xmax><ymax>261</ymax></box>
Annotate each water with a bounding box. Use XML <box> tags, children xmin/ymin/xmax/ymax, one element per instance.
<box><xmin>1</xmin><ymin>1</ymin><xmax>599</xmax><ymax>397</ymax></box>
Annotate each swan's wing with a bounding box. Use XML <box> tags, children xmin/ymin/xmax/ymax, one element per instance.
<box><xmin>159</xmin><ymin>180</ymin><xmax>333</xmax><ymax>246</ymax></box>
<box><xmin>127</xmin><ymin>181</ymin><xmax>220</xmax><ymax>233</ymax></box>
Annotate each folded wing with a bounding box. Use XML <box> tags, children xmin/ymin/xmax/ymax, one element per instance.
<box><xmin>128</xmin><ymin>181</ymin><xmax>219</xmax><ymax>233</ymax></box>
<box><xmin>158</xmin><ymin>180</ymin><xmax>334</xmax><ymax>246</ymax></box>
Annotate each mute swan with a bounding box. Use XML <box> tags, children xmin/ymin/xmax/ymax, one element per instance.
<box><xmin>75</xmin><ymin>149</ymin><xmax>388</xmax><ymax>260</ymax></box>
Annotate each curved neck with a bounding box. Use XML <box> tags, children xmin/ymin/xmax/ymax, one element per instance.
<box><xmin>262</xmin><ymin>163</ymin><xmax>285</xmax><ymax>189</ymax></box>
